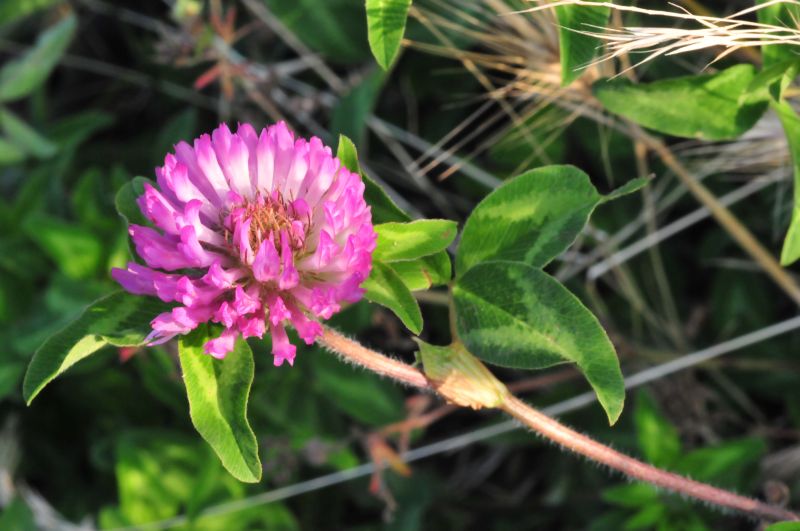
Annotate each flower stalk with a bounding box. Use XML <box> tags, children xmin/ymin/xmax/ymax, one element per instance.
<box><xmin>319</xmin><ymin>326</ymin><xmax>799</xmax><ymax>523</ymax></box>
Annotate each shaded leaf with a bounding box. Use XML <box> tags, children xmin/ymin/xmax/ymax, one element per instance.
<box><xmin>0</xmin><ymin>497</ymin><xmax>35</xmax><ymax>531</ymax></box>
<box><xmin>0</xmin><ymin>0</ymin><xmax>59</xmax><ymax>27</ymax></box>
<box><xmin>0</xmin><ymin>107</ymin><xmax>57</xmax><ymax>158</ymax></box>
<box><xmin>312</xmin><ymin>351</ymin><xmax>405</xmax><ymax>426</ymax></box>
<box><xmin>115</xmin><ymin>176</ymin><xmax>153</xmax><ymax>228</ymax></box>
<box><xmin>363</xmin><ymin>260</ymin><xmax>423</xmax><ymax>334</ymax></box>
<box><xmin>23</xmin><ymin>213</ymin><xmax>103</xmax><ymax>279</ymax></box>
<box><xmin>453</xmin><ymin>261</ymin><xmax>624</xmax><ymax>423</ymax></box>
<box><xmin>375</xmin><ymin>219</ymin><xmax>457</xmax><ymax>262</ymax></box>
<box><xmin>594</xmin><ymin>65</ymin><xmax>768</xmax><ymax>140</ymax></box>
<box><xmin>677</xmin><ymin>438</ymin><xmax>765</xmax><ymax>487</ymax></box>
<box><xmin>0</xmin><ymin>137</ymin><xmax>25</xmax><ymax>165</ymax></box>
<box><xmin>268</xmin><ymin>0</ymin><xmax>369</xmax><ymax>64</ymax></box>
<box><xmin>23</xmin><ymin>291</ymin><xmax>169</xmax><ymax>404</ymax></box>
<box><xmin>178</xmin><ymin>325</ymin><xmax>262</xmax><ymax>483</ymax></box>
<box><xmin>0</xmin><ymin>14</ymin><xmax>76</xmax><ymax>102</ymax></box>
<box><xmin>366</xmin><ymin>0</ymin><xmax>412</xmax><ymax>70</ymax></box>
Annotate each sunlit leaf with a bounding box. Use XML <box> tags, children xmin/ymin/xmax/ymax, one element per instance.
<box><xmin>366</xmin><ymin>0</ymin><xmax>412</xmax><ymax>70</ymax></box>
<box><xmin>178</xmin><ymin>325</ymin><xmax>262</xmax><ymax>483</ymax></box>
<box><xmin>375</xmin><ymin>219</ymin><xmax>457</xmax><ymax>262</ymax></box>
<box><xmin>391</xmin><ymin>251</ymin><xmax>451</xmax><ymax>291</ymax></box>
<box><xmin>594</xmin><ymin>65</ymin><xmax>768</xmax><ymax>140</ymax></box>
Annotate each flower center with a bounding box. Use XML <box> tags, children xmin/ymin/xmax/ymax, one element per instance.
<box><xmin>224</xmin><ymin>192</ymin><xmax>308</xmax><ymax>256</ymax></box>
<box><xmin>245</xmin><ymin>197</ymin><xmax>293</xmax><ymax>250</ymax></box>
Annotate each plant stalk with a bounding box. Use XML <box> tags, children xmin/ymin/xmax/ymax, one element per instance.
<box><xmin>319</xmin><ymin>327</ymin><xmax>798</xmax><ymax>523</ymax></box>
<box><xmin>500</xmin><ymin>395</ymin><xmax>797</xmax><ymax>522</ymax></box>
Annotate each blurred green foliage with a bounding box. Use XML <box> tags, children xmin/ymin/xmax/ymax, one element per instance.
<box><xmin>1</xmin><ymin>0</ymin><xmax>800</xmax><ymax>529</ymax></box>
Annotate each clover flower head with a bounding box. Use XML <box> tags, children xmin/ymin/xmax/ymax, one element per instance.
<box><xmin>112</xmin><ymin>122</ymin><xmax>376</xmax><ymax>365</ymax></box>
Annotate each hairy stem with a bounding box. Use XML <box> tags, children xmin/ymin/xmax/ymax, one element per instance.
<box><xmin>501</xmin><ymin>395</ymin><xmax>797</xmax><ymax>522</ymax></box>
<box><xmin>319</xmin><ymin>327</ymin><xmax>798</xmax><ymax>522</ymax></box>
<box><xmin>319</xmin><ymin>328</ymin><xmax>429</xmax><ymax>389</ymax></box>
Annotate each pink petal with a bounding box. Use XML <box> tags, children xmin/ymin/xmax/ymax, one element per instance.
<box><xmin>204</xmin><ymin>328</ymin><xmax>238</xmax><ymax>359</ymax></box>
<box><xmin>278</xmin><ymin>230</ymin><xmax>299</xmax><ymax>290</ymax></box>
<box><xmin>270</xmin><ymin>322</ymin><xmax>296</xmax><ymax>367</ymax></box>
<box><xmin>252</xmin><ymin>235</ymin><xmax>280</xmax><ymax>282</ymax></box>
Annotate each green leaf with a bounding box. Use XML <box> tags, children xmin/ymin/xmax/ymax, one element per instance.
<box><xmin>740</xmin><ymin>60</ymin><xmax>799</xmax><ymax>105</ymax></box>
<box><xmin>337</xmin><ymin>134</ymin><xmax>452</xmax><ymax>289</ymax></box>
<box><xmin>366</xmin><ymin>0</ymin><xmax>412</xmax><ymax>70</ymax></box>
<box><xmin>336</xmin><ymin>134</ymin><xmax>411</xmax><ymax>224</ymax></box>
<box><xmin>331</xmin><ymin>70</ymin><xmax>385</xmax><ymax>147</ymax></box>
<box><xmin>391</xmin><ymin>251</ymin><xmax>451</xmax><ymax>291</ymax></box>
<box><xmin>375</xmin><ymin>219</ymin><xmax>457</xmax><ymax>262</ymax></box>
<box><xmin>0</xmin><ymin>363</ymin><xmax>24</xmax><ymax>401</ymax></box>
<box><xmin>593</xmin><ymin>64</ymin><xmax>769</xmax><ymax>140</ymax></box>
<box><xmin>453</xmin><ymin>261</ymin><xmax>624</xmax><ymax>423</ymax></box>
<box><xmin>602</xmin><ymin>483</ymin><xmax>659</xmax><ymax>509</ymax></box>
<box><xmin>0</xmin><ymin>0</ymin><xmax>59</xmax><ymax>27</ymax></box>
<box><xmin>23</xmin><ymin>291</ymin><xmax>170</xmax><ymax>404</ymax></box>
<box><xmin>757</xmin><ymin>0</ymin><xmax>800</xmax><ymax>69</ymax></box>
<box><xmin>1</xmin><ymin>107</ymin><xmax>57</xmax><ymax>158</ymax></box>
<box><xmin>0</xmin><ymin>136</ymin><xmax>25</xmax><ymax>165</ymax></box>
<box><xmin>312</xmin><ymin>350</ymin><xmax>405</xmax><ymax>426</ymax></box>
<box><xmin>23</xmin><ymin>213</ymin><xmax>103</xmax><ymax>279</ymax></box>
<box><xmin>555</xmin><ymin>3</ymin><xmax>609</xmax><ymax>85</ymax></box>
<box><xmin>363</xmin><ymin>260</ymin><xmax>423</xmax><ymax>334</ymax></box>
<box><xmin>634</xmin><ymin>390</ymin><xmax>680</xmax><ymax>468</ymax></box>
<box><xmin>0</xmin><ymin>498</ymin><xmax>35</xmax><ymax>531</ymax></box>
<box><xmin>601</xmin><ymin>175</ymin><xmax>650</xmax><ymax>203</ymax></box>
<box><xmin>115</xmin><ymin>176</ymin><xmax>154</xmax><ymax>227</ymax></box>
<box><xmin>268</xmin><ymin>0</ymin><xmax>369</xmax><ymax>64</ymax></box>
<box><xmin>178</xmin><ymin>325</ymin><xmax>262</xmax><ymax>483</ymax></box>
<box><xmin>776</xmin><ymin>101</ymin><xmax>800</xmax><ymax>265</ymax></box>
<box><xmin>766</xmin><ymin>523</ymin><xmax>800</xmax><ymax>531</ymax></box>
<box><xmin>457</xmin><ymin>165</ymin><xmax>642</xmax><ymax>276</ymax></box>
<box><xmin>0</xmin><ymin>14</ymin><xmax>76</xmax><ymax>102</ymax></box>
<box><xmin>677</xmin><ymin>438</ymin><xmax>765</xmax><ymax>487</ymax></box>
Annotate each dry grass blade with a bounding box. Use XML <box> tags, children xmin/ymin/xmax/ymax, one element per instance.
<box><xmin>521</xmin><ymin>0</ymin><xmax>800</xmax><ymax>72</ymax></box>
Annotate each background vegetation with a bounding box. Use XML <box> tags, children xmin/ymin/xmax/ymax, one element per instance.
<box><xmin>1</xmin><ymin>0</ymin><xmax>799</xmax><ymax>529</ymax></box>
